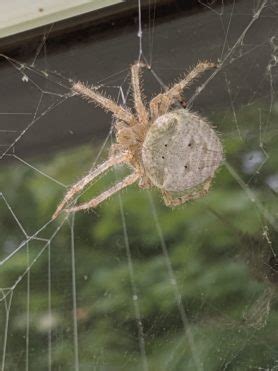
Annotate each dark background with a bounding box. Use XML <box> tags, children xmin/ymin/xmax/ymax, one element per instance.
<box><xmin>0</xmin><ymin>0</ymin><xmax>275</xmax><ymax>158</ymax></box>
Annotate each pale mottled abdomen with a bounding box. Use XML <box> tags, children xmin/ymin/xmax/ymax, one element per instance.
<box><xmin>142</xmin><ymin>109</ymin><xmax>223</xmax><ymax>192</ymax></box>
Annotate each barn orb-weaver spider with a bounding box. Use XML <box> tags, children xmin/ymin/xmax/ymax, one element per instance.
<box><xmin>52</xmin><ymin>61</ymin><xmax>223</xmax><ymax>219</ymax></box>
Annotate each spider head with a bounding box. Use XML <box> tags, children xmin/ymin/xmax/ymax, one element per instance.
<box><xmin>116</xmin><ymin>124</ymin><xmax>137</xmax><ymax>147</ymax></box>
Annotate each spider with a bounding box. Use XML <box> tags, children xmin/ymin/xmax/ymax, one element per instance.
<box><xmin>52</xmin><ymin>61</ymin><xmax>223</xmax><ymax>220</ymax></box>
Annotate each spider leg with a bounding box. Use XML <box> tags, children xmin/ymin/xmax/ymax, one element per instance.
<box><xmin>65</xmin><ymin>172</ymin><xmax>139</xmax><ymax>213</ymax></box>
<box><xmin>52</xmin><ymin>154</ymin><xmax>127</xmax><ymax>220</ymax></box>
<box><xmin>150</xmin><ymin>61</ymin><xmax>217</xmax><ymax>119</ymax></box>
<box><xmin>72</xmin><ymin>82</ymin><xmax>135</xmax><ymax>124</ymax></box>
<box><xmin>131</xmin><ymin>63</ymin><xmax>149</xmax><ymax>125</ymax></box>
<box><xmin>162</xmin><ymin>177</ymin><xmax>212</xmax><ymax>207</ymax></box>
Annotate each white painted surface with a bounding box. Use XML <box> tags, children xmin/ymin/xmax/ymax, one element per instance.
<box><xmin>0</xmin><ymin>0</ymin><xmax>123</xmax><ymax>38</ymax></box>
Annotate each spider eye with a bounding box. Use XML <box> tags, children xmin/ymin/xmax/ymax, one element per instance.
<box><xmin>164</xmin><ymin>144</ymin><xmax>168</xmax><ymax>147</ymax></box>
<box><xmin>162</xmin><ymin>156</ymin><xmax>165</xmax><ymax>159</ymax></box>
<box><xmin>188</xmin><ymin>142</ymin><xmax>192</xmax><ymax>147</ymax></box>
<box><xmin>184</xmin><ymin>165</ymin><xmax>188</xmax><ymax>169</ymax></box>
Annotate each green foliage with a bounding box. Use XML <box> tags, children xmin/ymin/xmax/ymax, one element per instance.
<box><xmin>0</xmin><ymin>103</ymin><xmax>277</xmax><ymax>370</ymax></box>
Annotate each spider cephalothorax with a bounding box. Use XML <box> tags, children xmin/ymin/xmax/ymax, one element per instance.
<box><xmin>52</xmin><ymin>61</ymin><xmax>223</xmax><ymax>219</ymax></box>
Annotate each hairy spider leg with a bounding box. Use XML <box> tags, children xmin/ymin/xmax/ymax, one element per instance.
<box><xmin>149</xmin><ymin>61</ymin><xmax>217</xmax><ymax>119</ymax></box>
<box><xmin>162</xmin><ymin>177</ymin><xmax>212</xmax><ymax>207</ymax></box>
<box><xmin>131</xmin><ymin>63</ymin><xmax>149</xmax><ymax>125</ymax></box>
<box><xmin>65</xmin><ymin>172</ymin><xmax>139</xmax><ymax>213</ymax></box>
<box><xmin>72</xmin><ymin>82</ymin><xmax>135</xmax><ymax>124</ymax></box>
<box><xmin>52</xmin><ymin>154</ymin><xmax>127</xmax><ymax>220</ymax></box>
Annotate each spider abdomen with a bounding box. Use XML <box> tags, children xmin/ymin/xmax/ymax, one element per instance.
<box><xmin>142</xmin><ymin>109</ymin><xmax>223</xmax><ymax>192</ymax></box>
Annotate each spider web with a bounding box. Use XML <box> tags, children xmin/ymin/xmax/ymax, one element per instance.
<box><xmin>0</xmin><ymin>0</ymin><xmax>278</xmax><ymax>370</ymax></box>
